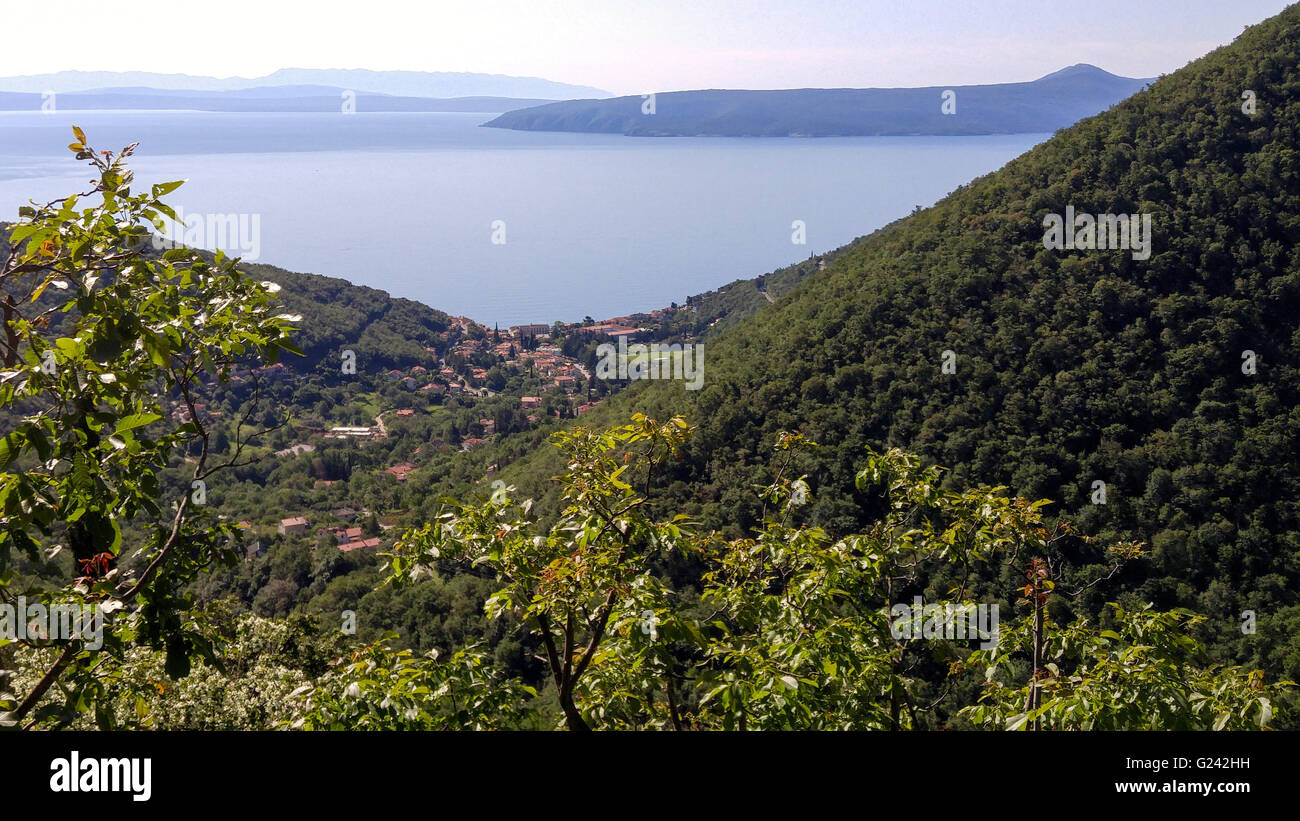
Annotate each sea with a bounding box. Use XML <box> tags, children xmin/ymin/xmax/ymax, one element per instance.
<box><xmin>0</xmin><ymin>110</ymin><xmax>1046</xmax><ymax>326</ymax></box>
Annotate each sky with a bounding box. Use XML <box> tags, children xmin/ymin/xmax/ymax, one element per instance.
<box><xmin>1</xmin><ymin>0</ymin><xmax>1294</xmax><ymax>95</ymax></box>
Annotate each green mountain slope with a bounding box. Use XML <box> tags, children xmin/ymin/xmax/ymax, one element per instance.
<box><xmin>503</xmin><ymin>5</ymin><xmax>1300</xmax><ymax>672</ymax></box>
<box><xmin>240</xmin><ymin>261</ymin><xmax>454</xmax><ymax>372</ymax></box>
<box><xmin>0</xmin><ymin>227</ymin><xmax>454</xmax><ymax>374</ymax></box>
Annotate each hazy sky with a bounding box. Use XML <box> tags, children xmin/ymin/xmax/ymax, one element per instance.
<box><xmin>3</xmin><ymin>0</ymin><xmax>1294</xmax><ymax>94</ymax></box>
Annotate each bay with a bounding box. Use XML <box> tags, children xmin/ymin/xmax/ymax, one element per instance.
<box><xmin>0</xmin><ymin>110</ymin><xmax>1046</xmax><ymax>326</ymax></box>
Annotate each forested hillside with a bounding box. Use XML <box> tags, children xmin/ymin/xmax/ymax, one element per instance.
<box><xmin>0</xmin><ymin>226</ymin><xmax>455</xmax><ymax>374</ymax></box>
<box><xmin>498</xmin><ymin>6</ymin><xmax>1300</xmax><ymax>677</ymax></box>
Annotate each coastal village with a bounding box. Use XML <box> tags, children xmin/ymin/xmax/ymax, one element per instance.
<box><xmin>228</xmin><ymin>309</ymin><xmax>680</xmax><ymax>559</ymax></box>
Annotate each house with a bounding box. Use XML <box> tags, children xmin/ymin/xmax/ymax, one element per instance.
<box><xmin>477</xmin><ymin>418</ymin><xmax>496</xmax><ymax>435</ymax></box>
<box><xmin>328</xmin><ymin>426</ymin><xmax>373</xmax><ymax>439</ymax></box>
<box><xmin>510</xmin><ymin>323</ymin><xmax>551</xmax><ymax>338</ymax></box>
<box><xmin>278</xmin><ymin>516</ymin><xmax>308</xmax><ymax>535</ymax></box>
<box><xmin>582</xmin><ymin>323</ymin><xmax>641</xmax><ymax>340</ymax></box>
<box><xmin>328</xmin><ymin>525</ymin><xmax>363</xmax><ymax>544</ymax></box>
<box><xmin>461</xmin><ymin>437</ymin><xmax>486</xmax><ymax>451</ymax></box>
<box><xmin>520</xmin><ymin>396</ymin><xmax>542</xmax><ymax>409</ymax></box>
<box><xmin>258</xmin><ymin>364</ymin><xmax>289</xmax><ymax>382</ymax></box>
<box><xmin>331</xmin><ymin>507</ymin><xmax>358</xmax><ymax>522</ymax></box>
<box><xmin>385</xmin><ymin>462</ymin><xmax>417</xmax><ymax>481</ymax></box>
<box><xmin>339</xmin><ymin>537</ymin><xmax>381</xmax><ymax>553</ymax></box>
<box><xmin>396</xmin><ymin>409</ymin><xmax>415</xmax><ymax>417</ymax></box>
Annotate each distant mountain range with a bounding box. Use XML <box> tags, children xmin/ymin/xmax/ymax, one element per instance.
<box><xmin>0</xmin><ymin>87</ymin><xmax>550</xmax><ymax>113</ymax></box>
<box><xmin>0</xmin><ymin>65</ymin><xmax>1150</xmax><ymax>132</ymax></box>
<box><xmin>0</xmin><ymin>69</ymin><xmax>611</xmax><ymax>100</ymax></box>
<box><xmin>484</xmin><ymin>64</ymin><xmax>1153</xmax><ymax>136</ymax></box>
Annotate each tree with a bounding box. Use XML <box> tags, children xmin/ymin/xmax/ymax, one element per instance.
<box><xmin>288</xmin><ymin>637</ymin><xmax>535</xmax><ymax>730</ymax></box>
<box><xmin>962</xmin><ymin>603</ymin><xmax>1292</xmax><ymax>730</ymax></box>
<box><xmin>375</xmin><ymin>416</ymin><xmax>1291</xmax><ymax>730</ymax></box>
<box><xmin>0</xmin><ymin>130</ymin><xmax>298</xmax><ymax>728</ymax></box>
<box><xmin>388</xmin><ymin>414</ymin><xmax>693</xmax><ymax>730</ymax></box>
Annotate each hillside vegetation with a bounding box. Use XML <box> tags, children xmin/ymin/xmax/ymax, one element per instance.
<box><xmin>500</xmin><ymin>5</ymin><xmax>1300</xmax><ymax>678</ymax></box>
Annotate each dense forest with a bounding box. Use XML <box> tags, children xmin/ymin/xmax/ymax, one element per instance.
<box><xmin>2</xmin><ymin>6</ymin><xmax>1299</xmax><ymax>730</ymax></box>
<box><xmin>489</xmin><ymin>6</ymin><xmax>1300</xmax><ymax>685</ymax></box>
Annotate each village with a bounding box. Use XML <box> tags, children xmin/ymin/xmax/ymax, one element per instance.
<box><xmin>222</xmin><ymin>309</ymin><xmax>683</xmax><ymax>559</ymax></box>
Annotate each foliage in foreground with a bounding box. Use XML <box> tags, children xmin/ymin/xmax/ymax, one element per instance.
<box><xmin>0</xmin><ymin>133</ymin><xmax>297</xmax><ymax>728</ymax></box>
<box><xmin>296</xmin><ymin>415</ymin><xmax>1290</xmax><ymax>731</ymax></box>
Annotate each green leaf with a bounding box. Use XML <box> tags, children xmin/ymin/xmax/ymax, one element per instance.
<box><xmin>0</xmin><ymin>430</ymin><xmax>26</xmax><ymax>472</ymax></box>
<box><xmin>277</xmin><ymin>339</ymin><xmax>305</xmax><ymax>357</ymax></box>
<box><xmin>1006</xmin><ymin>712</ymin><xmax>1030</xmax><ymax>731</ymax></box>
<box><xmin>22</xmin><ymin>423</ymin><xmax>51</xmax><ymax>462</ymax></box>
<box><xmin>115</xmin><ymin>413</ymin><xmax>162</xmax><ymax>434</ymax></box>
<box><xmin>152</xmin><ymin>180</ymin><xmax>185</xmax><ymax>198</ymax></box>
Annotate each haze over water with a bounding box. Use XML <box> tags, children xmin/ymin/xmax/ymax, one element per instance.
<box><xmin>0</xmin><ymin>110</ymin><xmax>1045</xmax><ymax>325</ymax></box>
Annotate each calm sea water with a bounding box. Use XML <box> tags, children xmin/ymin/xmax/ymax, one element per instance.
<box><xmin>0</xmin><ymin>110</ymin><xmax>1046</xmax><ymax>325</ymax></box>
